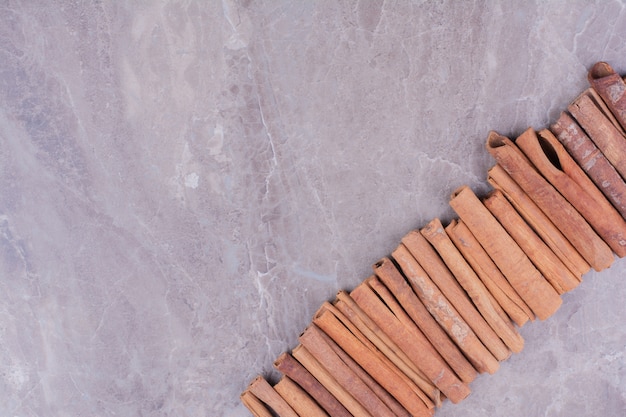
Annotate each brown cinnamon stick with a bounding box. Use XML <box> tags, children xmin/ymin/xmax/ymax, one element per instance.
<box><xmin>334</xmin><ymin>293</ymin><xmax>439</xmax><ymax>404</ymax></box>
<box><xmin>551</xmin><ymin>112</ymin><xmax>626</xmax><ymax>219</ymax></box>
<box><xmin>568</xmin><ymin>90</ymin><xmax>626</xmax><ymax>180</ymax></box>
<box><xmin>486</xmin><ymin>130</ymin><xmax>612</xmax><ymax>271</ymax></box>
<box><xmin>350</xmin><ymin>281</ymin><xmax>471</xmax><ymax>404</ymax></box>
<box><xmin>316</xmin><ymin>326</ymin><xmax>411</xmax><ymax>417</ymax></box>
<box><xmin>483</xmin><ymin>190</ymin><xmax>580</xmax><ymax>294</ymax></box>
<box><xmin>274</xmin><ymin>377</ymin><xmax>330</xmax><ymax>417</ymax></box>
<box><xmin>274</xmin><ymin>352</ymin><xmax>352</xmax><ymax>417</ymax></box>
<box><xmin>299</xmin><ymin>324</ymin><xmax>396</xmax><ymax>417</ymax></box>
<box><xmin>292</xmin><ymin>344</ymin><xmax>373</xmax><ymax>417</ymax></box>
<box><xmin>487</xmin><ymin>164</ymin><xmax>590</xmax><ymax>277</ymax></box>
<box><xmin>317</xmin><ymin>302</ymin><xmax>435</xmax><ymax>409</ymax></box>
<box><xmin>245</xmin><ymin>376</ymin><xmax>299</xmax><ymax>417</ymax></box>
<box><xmin>241</xmin><ymin>390</ymin><xmax>274</xmax><ymax>417</ymax></box>
<box><xmin>373</xmin><ymin>256</ymin><xmax>477</xmax><ymax>383</ymax></box>
<box><xmin>388</xmin><ymin>246</ymin><xmax>500</xmax><ymax>375</ymax></box>
<box><xmin>314</xmin><ymin>307</ymin><xmax>433</xmax><ymax>416</ymax></box>
<box><xmin>421</xmin><ymin>218</ymin><xmax>523</xmax><ymax>354</ymax></box>
<box><xmin>516</xmin><ymin>128</ymin><xmax>626</xmax><ymax>257</ymax></box>
<box><xmin>449</xmin><ymin>185</ymin><xmax>562</xmax><ymax>320</ymax></box>
<box><xmin>588</xmin><ymin>62</ymin><xmax>626</xmax><ymax>132</ymax></box>
<box><xmin>445</xmin><ymin>218</ymin><xmax>532</xmax><ymax>327</ymax></box>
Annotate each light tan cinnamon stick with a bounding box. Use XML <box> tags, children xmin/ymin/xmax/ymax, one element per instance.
<box><xmin>334</xmin><ymin>293</ymin><xmax>439</xmax><ymax>405</ymax></box>
<box><xmin>516</xmin><ymin>128</ymin><xmax>626</xmax><ymax>257</ymax></box>
<box><xmin>551</xmin><ymin>112</ymin><xmax>626</xmax><ymax>219</ymax></box>
<box><xmin>487</xmin><ymin>164</ymin><xmax>590</xmax><ymax>277</ymax></box>
<box><xmin>274</xmin><ymin>352</ymin><xmax>352</xmax><ymax>417</ymax></box>
<box><xmin>373</xmin><ymin>256</ymin><xmax>477</xmax><ymax>384</ymax></box>
<box><xmin>421</xmin><ymin>218</ymin><xmax>523</xmax><ymax>354</ymax></box>
<box><xmin>274</xmin><ymin>377</ymin><xmax>330</xmax><ymax>417</ymax></box>
<box><xmin>387</xmin><ymin>247</ymin><xmax>500</xmax><ymax>375</ymax></box>
<box><xmin>486</xmin><ymin>131</ymin><xmax>612</xmax><ymax>272</ymax></box>
<box><xmin>568</xmin><ymin>90</ymin><xmax>626</xmax><ymax>180</ymax></box>
<box><xmin>483</xmin><ymin>190</ymin><xmax>580</xmax><ymax>294</ymax></box>
<box><xmin>588</xmin><ymin>62</ymin><xmax>626</xmax><ymax>132</ymax></box>
<box><xmin>241</xmin><ymin>390</ymin><xmax>274</xmax><ymax>417</ymax></box>
<box><xmin>299</xmin><ymin>324</ymin><xmax>396</xmax><ymax>417</ymax></box>
<box><xmin>314</xmin><ymin>307</ymin><xmax>433</xmax><ymax>416</ymax></box>
<box><xmin>246</xmin><ymin>376</ymin><xmax>299</xmax><ymax>417</ymax></box>
<box><xmin>292</xmin><ymin>344</ymin><xmax>373</xmax><ymax>417</ymax></box>
<box><xmin>449</xmin><ymin>185</ymin><xmax>562</xmax><ymax>320</ymax></box>
<box><xmin>350</xmin><ymin>282</ymin><xmax>471</xmax><ymax>404</ymax></box>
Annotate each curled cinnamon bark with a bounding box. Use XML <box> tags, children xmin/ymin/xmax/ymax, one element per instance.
<box><xmin>350</xmin><ymin>281</ymin><xmax>471</xmax><ymax>403</ymax></box>
<box><xmin>274</xmin><ymin>352</ymin><xmax>352</xmax><ymax>417</ymax></box>
<box><xmin>445</xmin><ymin>218</ymin><xmax>532</xmax><ymax>327</ymax></box>
<box><xmin>487</xmin><ymin>164</ymin><xmax>590</xmax><ymax>277</ymax></box>
<box><xmin>551</xmin><ymin>112</ymin><xmax>626</xmax><ymax>220</ymax></box>
<box><xmin>516</xmin><ymin>128</ymin><xmax>626</xmax><ymax>257</ymax></box>
<box><xmin>245</xmin><ymin>376</ymin><xmax>299</xmax><ymax>417</ymax></box>
<box><xmin>449</xmin><ymin>185</ymin><xmax>562</xmax><ymax>320</ymax></box>
<box><xmin>421</xmin><ymin>218</ymin><xmax>523</xmax><ymax>354</ymax></box>
<box><xmin>588</xmin><ymin>62</ymin><xmax>626</xmax><ymax>132</ymax></box>
<box><xmin>314</xmin><ymin>306</ymin><xmax>433</xmax><ymax>416</ymax></box>
<box><xmin>486</xmin><ymin>131</ymin><xmax>612</xmax><ymax>271</ymax></box>
<box><xmin>483</xmin><ymin>190</ymin><xmax>580</xmax><ymax>294</ymax></box>
<box><xmin>373</xmin><ymin>255</ymin><xmax>477</xmax><ymax>383</ymax></box>
<box><xmin>241</xmin><ymin>390</ymin><xmax>274</xmax><ymax>417</ymax></box>
<box><xmin>569</xmin><ymin>90</ymin><xmax>626</xmax><ymax>180</ymax></box>
<box><xmin>274</xmin><ymin>377</ymin><xmax>330</xmax><ymax>417</ymax></box>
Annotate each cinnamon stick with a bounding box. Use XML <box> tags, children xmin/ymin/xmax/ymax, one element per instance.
<box><xmin>299</xmin><ymin>324</ymin><xmax>396</xmax><ymax>417</ymax></box>
<box><xmin>316</xmin><ymin>327</ymin><xmax>410</xmax><ymax>417</ymax></box>
<box><xmin>387</xmin><ymin>247</ymin><xmax>500</xmax><ymax>375</ymax></box>
<box><xmin>516</xmin><ymin>128</ymin><xmax>626</xmax><ymax>257</ymax></box>
<box><xmin>588</xmin><ymin>62</ymin><xmax>626</xmax><ymax>132</ymax></box>
<box><xmin>373</xmin><ymin>256</ymin><xmax>477</xmax><ymax>384</ymax></box>
<box><xmin>483</xmin><ymin>190</ymin><xmax>580</xmax><ymax>294</ymax></box>
<box><xmin>274</xmin><ymin>352</ymin><xmax>352</xmax><ymax>417</ymax></box>
<box><xmin>350</xmin><ymin>281</ymin><xmax>471</xmax><ymax>404</ymax></box>
<box><xmin>241</xmin><ymin>390</ymin><xmax>274</xmax><ymax>417</ymax></box>
<box><xmin>551</xmin><ymin>112</ymin><xmax>626</xmax><ymax>219</ymax></box>
<box><xmin>445</xmin><ymin>218</ymin><xmax>532</xmax><ymax>327</ymax></box>
<box><xmin>421</xmin><ymin>218</ymin><xmax>523</xmax><ymax>354</ymax></box>
<box><xmin>274</xmin><ymin>377</ymin><xmax>330</xmax><ymax>417</ymax></box>
<box><xmin>568</xmin><ymin>90</ymin><xmax>626</xmax><ymax>180</ymax></box>
<box><xmin>486</xmin><ymin>130</ymin><xmax>612</xmax><ymax>271</ymax></box>
<box><xmin>449</xmin><ymin>185</ymin><xmax>562</xmax><ymax>320</ymax></box>
<box><xmin>487</xmin><ymin>164</ymin><xmax>590</xmax><ymax>277</ymax></box>
<box><xmin>292</xmin><ymin>344</ymin><xmax>373</xmax><ymax>417</ymax></box>
<box><xmin>334</xmin><ymin>293</ymin><xmax>439</xmax><ymax>404</ymax></box>
<box><xmin>245</xmin><ymin>376</ymin><xmax>299</xmax><ymax>417</ymax></box>
<box><xmin>314</xmin><ymin>307</ymin><xmax>432</xmax><ymax>416</ymax></box>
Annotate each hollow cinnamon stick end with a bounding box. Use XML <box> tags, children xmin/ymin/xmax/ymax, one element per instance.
<box><xmin>588</xmin><ymin>61</ymin><xmax>615</xmax><ymax>81</ymax></box>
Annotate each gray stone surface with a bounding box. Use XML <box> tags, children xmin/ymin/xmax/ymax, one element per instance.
<box><xmin>1</xmin><ymin>1</ymin><xmax>625</xmax><ymax>416</ymax></box>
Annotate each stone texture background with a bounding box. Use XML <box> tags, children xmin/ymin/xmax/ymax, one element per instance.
<box><xmin>1</xmin><ymin>1</ymin><xmax>625</xmax><ymax>416</ymax></box>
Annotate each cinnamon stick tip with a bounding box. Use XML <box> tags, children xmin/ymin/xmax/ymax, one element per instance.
<box><xmin>486</xmin><ymin>130</ymin><xmax>508</xmax><ymax>149</ymax></box>
<box><xmin>588</xmin><ymin>61</ymin><xmax>614</xmax><ymax>81</ymax></box>
<box><xmin>451</xmin><ymin>184</ymin><xmax>470</xmax><ymax>199</ymax></box>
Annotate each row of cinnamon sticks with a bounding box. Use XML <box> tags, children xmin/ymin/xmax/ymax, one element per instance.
<box><xmin>241</xmin><ymin>61</ymin><xmax>626</xmax><ymax>417</ymax></box>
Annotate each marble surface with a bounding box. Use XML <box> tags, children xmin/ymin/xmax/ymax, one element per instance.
<box><xmin>1</xmin><ymin>1</ymin><xmax>626</xmax><ymax>416</ymax></box>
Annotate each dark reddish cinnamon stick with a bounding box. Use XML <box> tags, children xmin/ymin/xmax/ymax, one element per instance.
<box><xmin>551</xmin><ymin>112</ymin><xmax>626</xmax><ymax>220</ymax></box>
